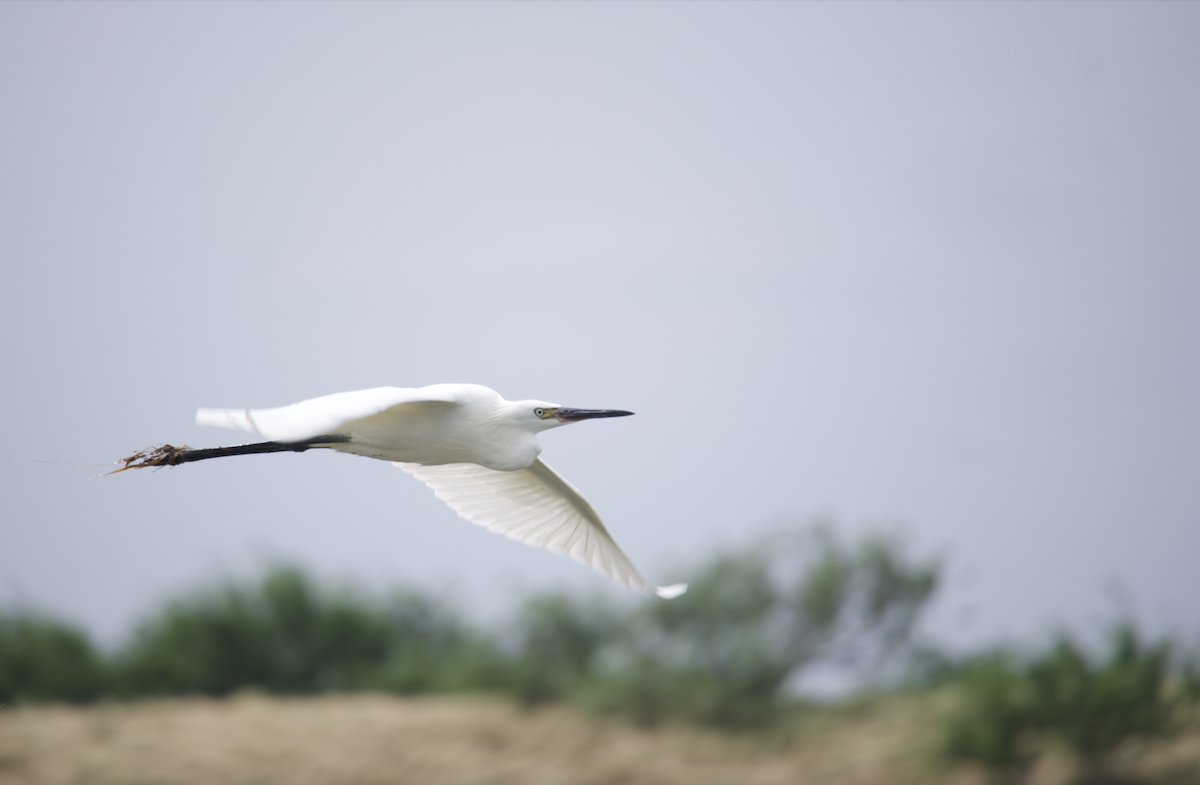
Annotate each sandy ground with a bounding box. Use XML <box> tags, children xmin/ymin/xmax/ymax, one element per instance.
<box><xmin>0</xmin><ymin>693</ymin><xmax>1197</xmax><ymax>785</ymax></box>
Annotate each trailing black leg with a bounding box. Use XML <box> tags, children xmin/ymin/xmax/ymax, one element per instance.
<box><xmin>110</xmin><ymin>435</ymin><xmax>350</xmax><ymax>474</ymax></box>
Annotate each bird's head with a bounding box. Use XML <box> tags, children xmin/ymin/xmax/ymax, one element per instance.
<box><xmin>512</xmin><ymin>400</ymin><xmax>635</xmax><ymax>432</ymax></box>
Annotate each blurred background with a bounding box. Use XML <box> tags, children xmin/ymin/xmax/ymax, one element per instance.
<box><xmin>1</xmin><ymin>0</ymin><xmax>1198</xmax><ymax>723</ymax></box>
<box><xmin>3</xmin><ymin>3</ymin><xmax>1199</xmax><ymax>782</ymax></box>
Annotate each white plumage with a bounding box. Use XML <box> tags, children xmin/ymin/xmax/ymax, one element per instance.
<box><xmin>194</xmin><ymin>384</ymin><xmax>686</xmax><ymax>599</ymax></box>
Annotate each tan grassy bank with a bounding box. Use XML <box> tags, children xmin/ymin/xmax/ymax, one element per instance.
<box><xmin>0</xmin><ymin>693</ymin><xmax>1196</xmax><ymax>785</ymax></box>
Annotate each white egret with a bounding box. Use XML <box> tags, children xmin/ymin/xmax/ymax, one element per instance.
<box><xmin>117</xmin><ymin>384</ymin><xmax>687</xmax><ymax>599</ymax></box>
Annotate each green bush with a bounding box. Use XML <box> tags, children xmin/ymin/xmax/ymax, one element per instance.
<box><xmin>942</xmin><ymin>653</ymin><xmax>1040</xmax><ymax>785</ymax></box>
<box><xmin>0</xmin><ymin>611</ymin><xmax>107</xmax><ymax>704</ymax></box>
<box><xmin>116</xmin><ymin>567</ymin><xmax>497</xmax><ymax>697</ymax></box>
<box><xmin>942</xmin><ymin>624</ymin><xmax>1196</xmax><ymax>784</ymax></box>
<box><xmin>362</xmin><ymin>589</ymin><xmax>504</xmax><ymax>694</ymax></box>
<box><xmin>582</xmin><ymin>528</ymin><xmax>940</xmax><ymax>729</ymax></box>
<box><xmin>504</xmin><ymin>593</ymin><xmax>619</xmax><ymax>705</ymax></box>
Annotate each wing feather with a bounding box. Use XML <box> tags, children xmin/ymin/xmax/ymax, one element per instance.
<box><xmin>396</xmin><ymin>459</ymin><xmax>671</xmax><ymax>596</ymax></box>
<box><xmin>195</xmin><ymin>386</ymin><xmax>461</xmax><ymax>443</ymax></box>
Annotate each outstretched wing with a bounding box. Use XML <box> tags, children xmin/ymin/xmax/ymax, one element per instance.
<box><xmin>195</xmin><ymin>386</ymin><xmax>462</xmax><ymax>444</ymax></box>
<box><xmin>396</xmin><ymin>459</ymin><xmax>686</xmax><ymax>598</ymax></box>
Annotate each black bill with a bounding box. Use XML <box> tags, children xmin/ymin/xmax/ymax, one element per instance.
<box><xmin>555</xmin><ymin>407</ymin><xmax>635</xmax><ymax>422</ymax></box>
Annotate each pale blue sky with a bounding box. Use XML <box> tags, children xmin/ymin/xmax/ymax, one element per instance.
<box><xmin>2</xmin><ymin>2</ymin><xmax>1198</xmax><ymax>652</ymax></box>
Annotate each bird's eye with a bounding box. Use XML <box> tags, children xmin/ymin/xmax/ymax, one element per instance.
<box><xmin>534</xmin><ymin>408</ymin><xmax>545</xmax><ymax>418</ymax></box>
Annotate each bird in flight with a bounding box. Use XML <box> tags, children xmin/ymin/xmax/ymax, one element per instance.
<box><xmin>115</xmin><ymin>384</ymin><xmax>686</xmax><ymax>599</ymax></box>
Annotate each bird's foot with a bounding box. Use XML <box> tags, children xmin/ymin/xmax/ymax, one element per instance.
<box><xmin>108</xmin><ymin>444</ymin><xmax>192</xmax><ymax>474</ymax></box>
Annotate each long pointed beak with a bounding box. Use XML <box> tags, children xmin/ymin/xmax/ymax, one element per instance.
<box><xmin>554</xmin><ymin>407</ymin><xmax>635</xmax><ymax>422</ymax></box>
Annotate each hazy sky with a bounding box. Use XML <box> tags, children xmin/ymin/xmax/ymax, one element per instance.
<box><xmin>2</xmin><ymin>2</ymin><xmax>1197</xmax><ymax>653</ymax></box>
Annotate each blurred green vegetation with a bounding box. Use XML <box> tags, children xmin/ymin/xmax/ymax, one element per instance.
<box><xmin>115</xmin><ymin>567</ymin><xmax>503</xmax><ymax>697</ymax></box>
<box><xmin>2</xmin><ymin>524</ymin><xmax>1196</xmax><ymax>765</ymax></box>
<box><xmin>0</xmin><ymin>527</ymin><xmax>940</xmax><ymax>728</ymax></box>
<box><xmin>941</xmin><ymin>625</ymin><xmax>1200</xmax><ymax>784</ymax></box>
<box><xmin>0</xmin><ymin>611</ymin><xmax>108</xmax><ymax>704</ymax></box>
<box><xmin>574</xmin><ymin>529</ymin><xmax>939</xmax><ymax>728</ymax></box>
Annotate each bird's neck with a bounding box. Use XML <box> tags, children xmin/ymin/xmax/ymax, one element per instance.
<box><xmin>470</xmin><ymin>409</ymin><xmax>544</xmax><ymax>471</ymax></box>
